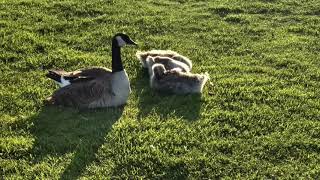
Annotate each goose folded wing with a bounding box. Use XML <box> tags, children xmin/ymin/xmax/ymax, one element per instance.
<box><xmin>51</xmin><ymin>79</ymin><xmax>113</xmax><ymax>107</ymax></box>
<box><xmin>52</xmin><ymin>67</ymin><xmax>112</xmax><ymax>83</ymax></box>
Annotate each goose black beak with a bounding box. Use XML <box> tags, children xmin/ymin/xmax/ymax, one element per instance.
<box><xmin>129</xmin><ymin>40</ymin><xmax>138</xmax><ymax>46</ymax></box>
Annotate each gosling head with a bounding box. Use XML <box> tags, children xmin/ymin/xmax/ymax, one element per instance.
<box><xmin>113</xmin><ymin>33</ymin><xmax>138</xmax><ymax>47</ymax></box>
<box><xmin>152</xmin><ymin>64</ymin><xmax>166</xmax><ymax>80</ymax></box>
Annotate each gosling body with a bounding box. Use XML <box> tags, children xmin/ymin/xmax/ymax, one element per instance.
<box><xmin>136</xmin><ymin>50</ymin><xmax>192</xmax><ymax>71</ymax></box>
<box><xmin>150</xmin><ymin>64</ymin><xmax>209</xmax><ymax>94</ymax></box>
<box><xmin>145</xmin><ymin>56</ymin><xmax>190</xmax><ymax>76</ymax></box>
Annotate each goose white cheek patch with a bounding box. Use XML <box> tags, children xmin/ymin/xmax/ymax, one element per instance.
<box><xmin>116</xmin><ymin>36</ymin><xmax>126</xmax><ymax>47</ymax></box>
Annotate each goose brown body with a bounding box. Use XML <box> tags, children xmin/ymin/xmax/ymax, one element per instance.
<box><xmin>46</xmin><ymin>68</ymin><xmax>130</xmax><ymax>108</ymax></box>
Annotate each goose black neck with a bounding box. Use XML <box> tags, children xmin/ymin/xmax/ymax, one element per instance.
<box><xmin>112</xmin><ymin>39</ymin><xmax>123</xmax><ymax>73</ymax></box>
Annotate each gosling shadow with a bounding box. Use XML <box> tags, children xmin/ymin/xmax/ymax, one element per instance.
<box><xmin>133</xmin><ymin>69</ymin><xmax>203</xmax><ymax>121</ymax></box>
<box><xmin>30</xmin><ymin>105</ymin><xmax>123</xmax><ymax>179</ymax></box>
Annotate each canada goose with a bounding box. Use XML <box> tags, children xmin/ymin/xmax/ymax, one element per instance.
<box><xmin>45</xmin><ymin>33</ymin><xmax>137</xmax><ymax>108</ymax></box>
<box><xmin>136</xmin><ymin>50</ymin><xmax>192</xmax><ymax>72</ymax></box>
<box><xmin>150</xmin><ymin>64</ymin><xmax>209</xmax><ymax>94</ymax></box>
<box><xmin>144</xmin><ymin>56</ymin><xmax>190</xmax><ymax>76</ymax></box>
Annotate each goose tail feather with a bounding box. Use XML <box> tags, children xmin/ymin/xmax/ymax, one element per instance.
<box><xmin>46</xmin><ymin>70</ymin><xmax>71</xmax><ymax>87</ymax></box>
<box><xmin>46</xmin><ymin>70</ymin><xmax>62</xmax><ymax>83</ymax></box>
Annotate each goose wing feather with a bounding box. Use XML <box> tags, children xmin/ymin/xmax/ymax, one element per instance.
<box><xmin>50</xmin><ymin>70</ymin><xmax>114</xmax><ymax>108</ymax></box>
<box><xmin>49</xmin><ymin>67</ymin><xmax>112</xmax><ymax>83</ymax></box>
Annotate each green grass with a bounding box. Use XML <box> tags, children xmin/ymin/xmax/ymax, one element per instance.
<box><xmin>1</xmin><ymin>0</ymin><xmax>320</xmax><ymax>179</ymax></box>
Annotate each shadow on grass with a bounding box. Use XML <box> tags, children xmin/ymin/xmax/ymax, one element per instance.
<box><xmin>134</xmin><ymin>69</ymin><xmax>203</xmax><ymax>121</ymax></box>
<box><xmin>30</xmin><ymin>106</ymin><xmax>123</xmax><ymax>179</ymax></box>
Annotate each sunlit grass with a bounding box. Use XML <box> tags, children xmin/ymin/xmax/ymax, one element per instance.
<box><xmin>1</xmin><ymin>0</ymin><xmax>320</xmax><ymax>179</ymax></box>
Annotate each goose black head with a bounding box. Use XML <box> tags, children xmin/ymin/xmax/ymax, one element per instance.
<box><xmin>113</xmin><ymin>33</ymin><xmax>138</xmax><ymax>47</ymax></box>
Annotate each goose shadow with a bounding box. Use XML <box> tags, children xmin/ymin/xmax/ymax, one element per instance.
<box><xmin>133</xmin><ymin>69</ymin><xmax>203</xmax><ymax>121</ymax></box>
<box><xmin>30</xmin><ymin>105</ymin><xmax>123</xmax><ymax>179</ymax></box>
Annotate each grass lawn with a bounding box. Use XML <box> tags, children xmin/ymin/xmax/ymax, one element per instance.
<box><xmin>1</xmin><ymin>0</ymin><xmax>320</xmax><ymax>179</ymax></box>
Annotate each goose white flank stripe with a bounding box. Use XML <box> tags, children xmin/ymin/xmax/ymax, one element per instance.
<box><xmin>59</xmin><ymin>76</ymin><xmax>71</xmax><ymax>87</ymax></box>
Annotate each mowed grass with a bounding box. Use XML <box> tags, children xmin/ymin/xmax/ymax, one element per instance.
<box><xmin>1</xmin><ymin>0</ymin><xmax>320</xmax><ymax>178</ymax></box>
